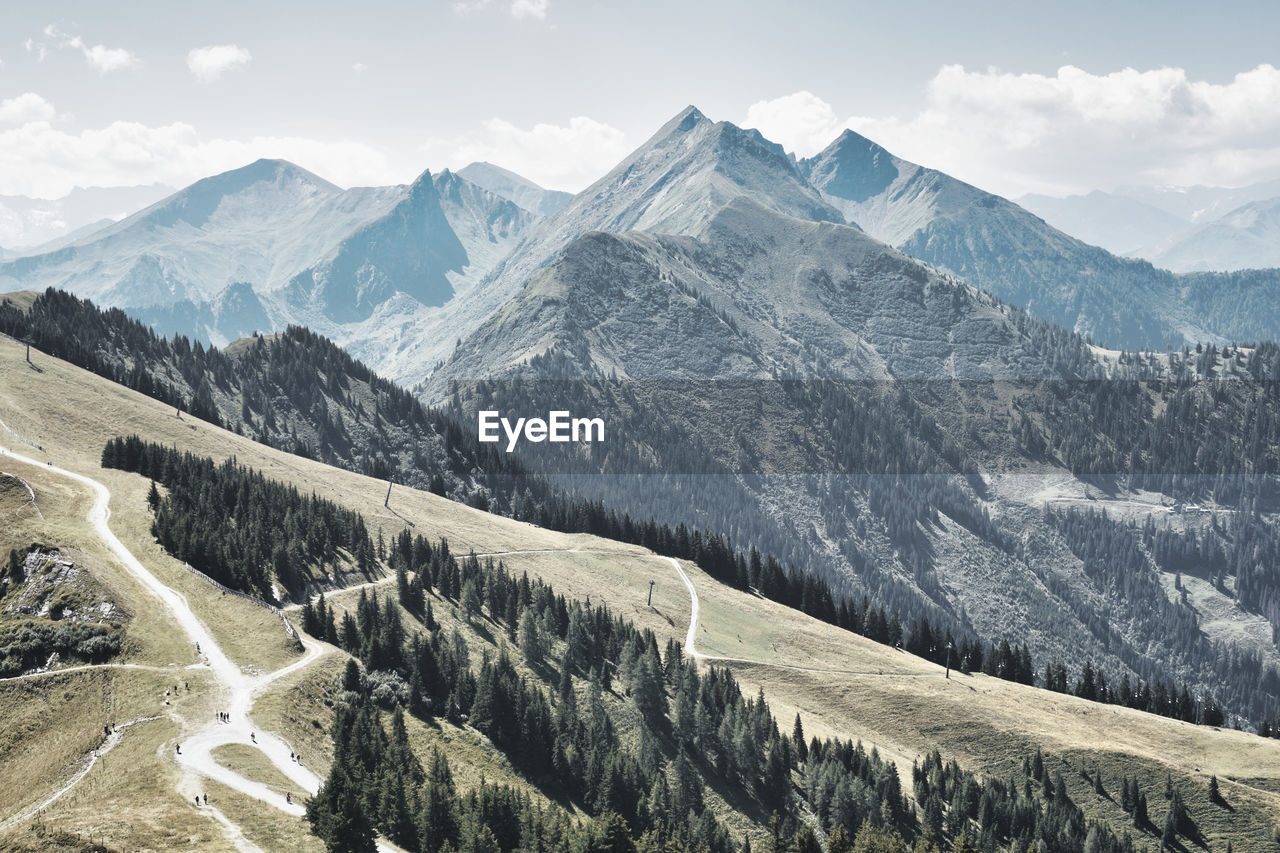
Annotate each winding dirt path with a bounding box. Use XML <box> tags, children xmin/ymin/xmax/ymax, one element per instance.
<box><xmin>0</xmin><ymin>443</ymin><xmax>326</xmax><ymax>838</ymax></box>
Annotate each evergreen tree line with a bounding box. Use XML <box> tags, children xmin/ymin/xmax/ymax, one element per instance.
<box><xmin>0</xmin><ymin>288</ymin><xmax>534</xmax><ymax>504</ymax></box>
<box><xmin>303</xmin><ymin>536</ymin><xmax>1205</xmax><ymax>853</ymax></box>
<box><xmin>302</xmin><ymin>538</ymin><xmax>922</xmax><ymax>853</ymax></box>
<box><xmin>912</xmin><ymin>748</ymin><xmax>1140</xmax><ymax>853</ymax></box>
<box><xmin>1019</xmin><ymin>343</ymin><xmax>1280</xmax><ymax>508</ymax></box>
<box><xmin>101</xmin><ymin>435</ymin><xmax>376</xmax><ymax>601</ymax></box>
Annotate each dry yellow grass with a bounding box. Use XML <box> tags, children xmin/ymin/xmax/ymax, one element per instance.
<box><xmin>209</xmin><ymin>744</ymin><xmax>299</xmax><ymax>792</ymax></box>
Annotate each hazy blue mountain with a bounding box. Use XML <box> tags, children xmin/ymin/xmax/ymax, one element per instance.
<box><xmin>1120</xmin><ymin>178</ymin><xmax>1280</xmax><ymax>224</ymax></box>
<box><xmin>0</xmin><ymin>160</ymin><xmax>537</xmax><ymax>383</ymax></box>
<box><xmin>284</xmin><ymin>170</ymin><xmax>468</xmax><ymax>324</ymax></box>
<box><xmin>457</xmin><ymin>162</ymin><xmax>573</xmax><ymax>217</ymax></box>
<box><xmin>0</xmin><ymin>159</ymin><xmax>404</xmax><ymax>309</ymax></box>
<box><xmin>1143</xmin><ymin>196</ymin><xmax>1280</xmax><ymax>272</ymax></box>
<box><xmin>1017</xmin><ymin>190</ymin><xmax>1188</xmax><ymax>256</ymax></box>
<box><xmin>1020</xmin><ymin>181</ymin><xmax>1280</xmax><ymax>271</ymax></box>
<box><xmin>0</xmin><ymin>183</ymin><xmax>173</xmax><ymax>251</ymax></box>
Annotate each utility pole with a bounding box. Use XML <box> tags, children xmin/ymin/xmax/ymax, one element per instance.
<box><xmin>647</xmin><ymin>579</ymin><xmax>655</xmax><ymax>606</ymax></box>
<box><xmin>945</xmin><ymin>641</ymin><xmax>954</xmax><ymax>679</ymax></box>
<box><xmin>385</xmin><ymin>477</ymin><xmax>393</xmax><ymax>508</ymax></box>
<box><xmin>24</xmin><ymin>338</ymin><xmax>31</xmax><ymax>364</ymax></box>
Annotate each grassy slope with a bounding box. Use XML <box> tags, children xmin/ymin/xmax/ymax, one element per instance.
<box><xmin>4</xmin><ymin>332</ymin><xmax>1280</xmax><ymax>850</ymax></box>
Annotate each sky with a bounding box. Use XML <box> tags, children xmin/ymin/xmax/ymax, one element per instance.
<box><xmin>3</xmin><ymin>0</ymin><xmax>1280</xmax><ymax>200</ymax></box>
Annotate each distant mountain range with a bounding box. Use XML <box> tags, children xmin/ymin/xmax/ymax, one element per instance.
<box><xmin>6</xmin><ymin>109</ymin><xmax>1280</xmax><ymax>379</ymax></box>
<box><xmin>1020</xmin><ymin>180</ymin><xmax>1280</xmax><ymax>272</ymax></box>
<box><xmin>457</xmin><ymin>161</ymin><xmax>573</xmax><ymax>217</ymax></box>
<box><xmin>0</xmin><ymin>183</ymin><xmax>173</xmax><ymax>252</ymax></box>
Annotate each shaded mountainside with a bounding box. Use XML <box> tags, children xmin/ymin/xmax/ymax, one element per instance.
<box><xmin>283</xmin><ymin>169</ymin><xmax>469</xmax><ymax>324</ymax></box>
<box><xmin>801</xmin><ymin>130</ymin><xmax>1280</xmax><ymax>349</ymax></box>
<box><xmin>0</xmin><ymin>288</ymin><xmax>530</xmax><ymax>504</ymax></box>
<box><xmin>430</xmin><ymin>197</ymin><xmax>1280</xmax><ymax>726</ymax></box>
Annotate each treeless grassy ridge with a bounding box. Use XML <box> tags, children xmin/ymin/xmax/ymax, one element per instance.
<box><xmin>5</xmin><ymin>332</ymin><xmax>1280</xmax><ymax>850</ymax></box>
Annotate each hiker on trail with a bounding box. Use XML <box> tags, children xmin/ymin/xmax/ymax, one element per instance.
<box><xmin>290</xmin><ymin>751</ymin><xmax>295</xmax><ymax>760</ymax></box>
<box><xmin>250</xmin><ymin>732</ymin><xmax>256</xmax><ymax>743</ymax></box>
<box><xmin>203</xmin><ymin>794</ymin><xmax>207</xmax><ymax>805</ymax></box>
<box><xmin>196</xmin><ymin>643</ymin><xmax>200</xmax><ymax>653</ymax></box>
<box><xmin>195</xmin><ymin>795</ymin><xmax>199</xmax><ymax>806</ymax></box>
<box><xmin>176</xmin><ymin>743</ymin><xmax>181</xmax><ymax>754</ymax></box>
<box><xmin>286</xmin><ymin>792</ymin><xmax>292</xmax><ymax>804</ymax></box>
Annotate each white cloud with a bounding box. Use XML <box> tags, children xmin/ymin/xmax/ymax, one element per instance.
<box><xmin>452</xmin><ymin>0</ymin><xmax>549</xmax><ymax>19</ymax></box>
<box><xmin>187</xmin><ymin>44</ymin><xmax>252</xmax><ymax>83</ymax></box>
<box><xmin>423</xmin><ymin>115</ymin><xmax>628</xmax><ymax>191</ymax></box>
<box><xmin>32</xmin><ymin>25</ymin><xmax>138</xmax><ymax>74</ymax></box>
<box><xmin>0</xmin><ymin>93</ymin><xmax>56</xmax><ymax>126</ymax></box>
<box><xmin>510</xmin><ymin>0</ymin><xmax>549</xmax><ymax>19</ymax></box>
<box><xmin>352</xmin><ymin>62</ymin><xmax>367</xmax><ymax>73</ymax></box>
<box><xmin>744</xmin><ymin>91</ymin><xmax>843</xmax><ymax>158</ymax></box>
<box><xmin>81</xmin><ymin>43</ymin><xmax>137</xmax><ymax>74</ymax></box>
<box><xmin>0</xmin><ymin>119</ymin><xmax>397</xmax><ymax>198</ymax></box>
<box><xmin>746</xmin><ymin>65</ymin><xmax>1280</xmax><ymax>197</ymax></box>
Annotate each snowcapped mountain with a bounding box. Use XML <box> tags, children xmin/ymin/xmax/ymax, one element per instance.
<box><xmin>457</xmin><ymin>162</ymin><xmax>572</xmax><ymax>218</ymax></box>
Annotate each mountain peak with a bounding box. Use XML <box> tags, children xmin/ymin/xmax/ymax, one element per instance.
<box><xmin>456</xmin><ymin>162</ymin><xmax>572</xmax><ymax>217</ymax></box>
<box><xmin>655</xmin><ymin>104</ymin><xmax>711</xmax><ymax>138</ymax></box>
<box><xmin>801</xmin><ymin>129</ymin><xmax>902</xmax><ymax>205</ymax></box>
<box><xmin>459</xmin><ymin>162</ymin><xmax>545</xmax><ymax>193</ymax></box>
